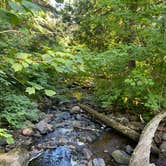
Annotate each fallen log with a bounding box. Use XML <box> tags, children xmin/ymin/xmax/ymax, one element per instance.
<box><xmin>129</xmin><ymin>111</ymin><xmax>166</xmax><ymax>166</ymax></box>
<box><xmin>78</xmin><ymin>104</ymin><xmax>159</xmax><ymax>154</ymax></box>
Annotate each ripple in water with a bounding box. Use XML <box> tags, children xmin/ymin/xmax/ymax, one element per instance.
<box><xmin>29</xmin><ymin>146</ymin><xmax>72</xmax><ymax>166</ymax></box>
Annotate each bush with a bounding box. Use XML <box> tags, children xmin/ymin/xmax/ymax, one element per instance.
<box><xmin>0</xmin><ymin>92</ymin><xmax>38</xmax><ymax>128</ymax></box>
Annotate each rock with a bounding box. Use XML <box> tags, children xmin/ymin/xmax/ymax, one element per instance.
<box><xmin>73</xmin><ymin>121</ymin><xmax>82</xmax><ymax>128</ymax></box>
<box><xmin>71</xmin><ymin>106</ymin><xmax>81</xmax><ymax>113</ymax></box>
<box><xmin>45</xmin><ymin>114</ymin><xmax>54</xmax><ymax>123</ymax></box>
<box><xmin>0</xmin><ymin>138</ymin><xmax>7</xmax><ymax>146</ymax></box>
<box><xmin>86</xmin><ymin>136</ymin><xmax>93</xmax><ymax>143</ymax></box>
<box><xmin>83</xmin><ymin>148</ymin><xmax>93</xmax><ymax>160</ymax></box>
<box><xmin>162</xmin><ymin>133</ymin><xmax>166</xmax><ymax>141</ymax></box>
<box><xmin>125</xmin><ymin>145</ymin><xmax>134</xmax><ymax>155</ymax></box>
<box><xmin>61</xmin><ymin>112</ymin><xmax>71</xmax><ymax>120</ymax></box>
<box><xmin>21</xmin><ymin>127</ymin><xmax>34</xmax><ymax>136</ymax></box>
<box><xmin>160</xmin><ymin>141</ymin><xmax>166</xmax><ymax>153</ymax></box>
<box><xmin>88</xmin><ymin>158</ymin><xmax>106</xmax><ymax>166</ymax></box>
<box><xmin>35</xmin><ymin>120</ymin><xmax>53</xmax><ymax>134</ymax></box>
<box><xmin>76</xmin><ymin>114</ymin><xmax>82</xmax><ymax>120</ymax></box>
<box><xmin>111</xmin><ymin>150</ymin><xmax>130</xmax><ymax>164</ymax></box>
<box><xmin>0</xmin><ymin>148</ymin><xmax>30</xmax><ymax>166</ymax></box>
<box><xmin>58</xmin><ymin>128</ymin><xmax>73</xmax><ymax>135</ymax></box>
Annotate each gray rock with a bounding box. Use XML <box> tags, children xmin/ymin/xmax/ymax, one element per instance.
<box><xmin>35</xmin><ymin>120</ymin><xmax>53</xmax><ymax>134</ymax></box>
<box><xmin>125</xmin><ymin>145</ymin><xmax>134</xmax><ymax>155</ymax></box>
<box><xmin>88</xmin><ymin>158</ymin><xmax>106</xmax><ymax>166</ymax></box>
<box><xmin>0</xmin><ymin>148</ymin><xmax>30</xmax><ymax>166</ymax></box>
<box><xmin>0</xmin><ymin>138</ymin><xmax>7</xmax><ymax>146</ymax></box>
<box><xmin>76</xmin><ymin>114</ymin><xmax>82</xmax><ymax>120</ymax></box>
<box><xmin>162</xmin><ymin>133</ymin><xmax>166</xmax><ymax>141</ymax></box>
<box><xmin>111</xmin><ymin>150</ymin><xmax>130</xmax><ymax>164</ymax></box>
<box><xmin>61</xmin><ymin>112</ymin><xmax>71</xmax><ymax>120</ymax></box>
<box><xmin>160</xmin><ymin>141</ymin><xmax>166</xmax><ymax>153</ymax></box>
<box><xmin>83</xmin><ymin>148</ymin><xmax>93</xmax><ymax>160</ymax></box>
<box><xmin>71</xmin><ymin>106</ymin><xmax>81</xmax><ymax>113</ymax></box>
<box><xmin>72</xmin><ymin>121</ymin><xmax>82</xmax><ymax>128</ymax></box>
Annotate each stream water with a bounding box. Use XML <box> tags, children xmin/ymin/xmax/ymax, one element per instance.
<box><xmin>29</xmin><ymin>130</ymin><xmax>134</xmax><ymax>166</ymax></box>
<box><xmin>27</xmin><ymin>105</ymin><xmax>165</xmax><ymax>166</ymax></box>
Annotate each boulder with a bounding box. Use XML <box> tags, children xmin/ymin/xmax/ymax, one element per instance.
<box><xmin>0</xmin><ymin>148</ymin><xmax>30</xmax><ymax>166</ymax></box>
<box><xmin>111</xmin><ymin>150</ymin><xmax>130</xmax><ymax>164</ymax></box>
<box><xmin>35</xmin><ymin>120</ymin><xmax>53</xmax><ymax>134</ymax></box>
<box><xmin>162</xmin><ymin>133</ymin><xmax>166</xmax><ymax>141</ymax></box>
<box><xmin>160</xmin><ymin>141</ymin><xmax>166</xmax><ymax>153</ymax></box>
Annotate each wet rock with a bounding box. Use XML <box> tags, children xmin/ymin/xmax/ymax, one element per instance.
<box><xmin>88</xmin><ymin>158</ymin><xmax>106</xmax><ymax>166</ymax></box>
<box><xmin>33</xmin><ymin>131</ymin><xmax>41</xmax><ymax>137</ymax></box>
<box><xmin>111</xmin><ymin>150</ymin><xmax>130</xmax><ymax>164</ymax></box>
<box><xmin>83</xmin><ymin>148</ymin><xmax>93</xmax><ymax>160</ymax></box>
<box><xmin>21</xmin><ymin>127</ymin><xmax>34</xmax><ymax>136</ymax></box>
<box><xmin>160</xmin><ymin>141</ymin><xmax>166</xmax><ymax>153</ymax></box>
<box><xmin>162</xmin><ymin>133</ymin><xmax>166</xmax><ymax>141</ymax></box>
<box><xmin>45</xmin><ymin>114</ymin><xmax>54</xmax><ymax>123</ymax></box>
<box><xmin>29</xmin><ymin>146</ymin><xmax>72</xmax><ymax>166</ymax></box>
<box><xmin>0</xmin><ymin>148</ymin><xmax>30</xmax><ymax>166</ymax></box>
<box><xmin>61</xmin><ymin>112</ymin><xmax>71</xmax><ymax>120</ymax></box>
<box><xmin>73</xmin><ymin>121</ymin><xmax>82</xmax><ymax>128</ymax></box>
<box><xmin>35</xmin><ymin>120</ymin><xmax>53</xmax><ymax>134</ymax></box>
<box><xmin>58</xmin><ymin>128</ymin><xmax>73</xmax><ymax>135</ymax></box>
<box><xmin>93</xmin><ymin>158</ymin><xmax>106</xmax><ymax>166</ymax></box>
<box><xmin>71</xmin><ymin>106</ymin><xmax>81</xmax><ymax>113</ymax></box>
<box><xmin>76</xmin><ymin>114</ymin><xmax>82</xmax><ymax>120</ymax></box>
<box><xmin>86</xmin><ymin>136</ymin><xmax>93</xmax><ymax>143</ymax></box>
<box><xmin>125</xmin><ymin>145</ymin><xmax>134</xmax><ymax>155</ymax></box>
<box><xmin>76</xmin><ymin>141</ymin><xmax>85</xmax><ymax>146</ymax></box>
<box><xmin>0</xmin><ymin>138</ymin><xmax>7</xmax><ymax>146</ymax></box>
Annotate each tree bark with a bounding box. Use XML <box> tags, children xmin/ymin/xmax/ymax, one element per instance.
<box><xmin>78</xmin><ymin>104</ymin><xmax>159</xmax><ymax>154</ymax></box>
<box><xmin>129</xmin><ymin>111</ymin><xmax>166</xmax><ymax>166</ymax></box>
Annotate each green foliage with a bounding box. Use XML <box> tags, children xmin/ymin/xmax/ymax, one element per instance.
<box><xmin>0</xmin><ymin>128</ymin><xmax>14</xmax><ymax>144</ymax></box>
<box><xmin>0</xmin><ymin>0</ymin><xmax>165</xmax><ymax>137</ymax></box>
<box><xmin>0</xmin><ymin>93</ymin><xmax>39</xmax><ymax>128</ymax></box>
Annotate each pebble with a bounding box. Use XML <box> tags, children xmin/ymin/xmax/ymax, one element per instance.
<box><xmin>88</xmin><ymin>158</ymin><xmax>106</xmax><ymax>166</ymax></box>
<box><xmin>21</xmin><ymin>127</ymin><xmax>34</xmax><ymax>136</ymax></box>
<box><xmin>71</xmin><ymin>106</ymin><xmax>81</xmax><ymax>113</ymax></box>
<box><xmin>83</xmin><ymin>148</ymin><xmax>93</xmax><ymax>160</ymax></box>
<box><xmin>125</xmin><ymin>145</ymin><xmax>134</xmax><ymax>155</ymax></box>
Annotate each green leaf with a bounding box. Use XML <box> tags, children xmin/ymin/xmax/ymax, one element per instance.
<box><xmin>0</xmin><ymin>70</ymin><xmax>6</xmax><ymax>75</ymax></box>
<box><xmin>22</xmin><ymin>0</ymin><xmax>41</xmax><ymax>13</ymax></box>
<box><xmin>45</xmin><ymin>90</ymin><xmax>56</xmax><ymax>97</ymax></box>
<box><xmin>0</xmin><ymin>9</ymin><xmax>19</xmax><ymax>25</ymax></box>
<box><xmin>55</xmin><ymin>0</ymin><xmax>64</xmax><ymax>3</ymax></box>
<box><xmin>16</xmin><ymin>53</ymin><xmax>31</xmax><ymax>59</ymax></box>
<box><xmin>12</xmin><ymin>63</ymin><xmax>23</xmax><ymax>72</ymax></box>
<box><xmin>8</xmin><ymin>1</ymin><xmax>26</xmax><ymax>13</ymax></box>
<box><xmin>25</xmin><ymin>87</ymin><xmax>35</xmax><ymax>95</ymax></box>
<box><xmin>28</xmin><ymin>82</ymin><xmax>44</xmax><ymax>90</ymax></box>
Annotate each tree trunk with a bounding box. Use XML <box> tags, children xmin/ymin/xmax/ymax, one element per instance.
<box><xmin>78</xmin><ymin>104</ymin><xmax>159</xmax><ymax>154</ymax></box>
<box><xmin>129</xmin><ymin>111</ymin><xmax>166</xmax><ymax>166</ymax></box>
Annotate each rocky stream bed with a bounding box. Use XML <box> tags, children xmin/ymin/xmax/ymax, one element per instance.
<box><xmin>0</xmin><ymin>101</ymin><xmax>166</xmax><ymax>166</ymax></box>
